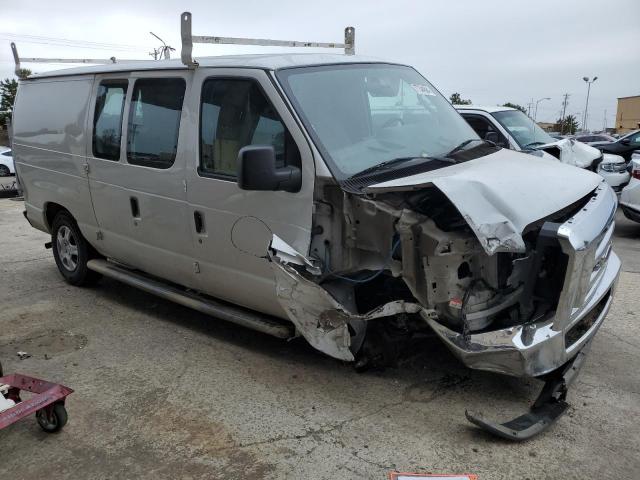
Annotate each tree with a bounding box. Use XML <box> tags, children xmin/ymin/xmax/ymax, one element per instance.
<box><xmin>502</xmin><ymin>102</ymin><xmax>527</xmax><ymax>114</ymax></box>
<box><xmin>0</xmin><ymin>69</ymin><xmax>31</xmax><ymax>128</ymax></box>
<box><xmin>554</xmin><ymin>114</ymin><xmax>579</xmax><ymax>135</ymax></box>
<box><xmin>449</xmin><ymin>92</ymin><xmax>472</xmax><ymax>105</ymax></box>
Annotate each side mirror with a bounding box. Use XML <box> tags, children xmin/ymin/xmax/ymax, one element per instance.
<box><xmin>237</xmin><ymin>145</ymin><xmax>301</xmax><ymax>193</ymax></box>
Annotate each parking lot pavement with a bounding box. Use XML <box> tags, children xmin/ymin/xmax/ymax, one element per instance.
<box><xmin>613</xmin><ymin>210</ymin><xmax>640</xmax><ymax>273</ymax></box>
<box><xmin>0</xmin><ymin>197</ymin><xmax>638</xmax><ymax>480</ymax></box>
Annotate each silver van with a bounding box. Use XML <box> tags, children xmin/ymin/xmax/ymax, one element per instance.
<box><xmin>10</xmin><ymin>14</ymin><xmax>620</xmax><ymax>440</ymax></box>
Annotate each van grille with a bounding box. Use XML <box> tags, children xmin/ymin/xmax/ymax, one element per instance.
<box><xmin>565</xmin><ymin>290</ymin><xmax>610</xmax><ymax>348</ymax></box>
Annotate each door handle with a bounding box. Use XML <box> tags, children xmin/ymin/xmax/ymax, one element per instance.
<box><xmin>194</xmin><ymin>211</ymin><xmax>205</xmax><ymax>234</ymax></box>
<box><xmin>130</xmin><ymin>197</ymin><xmax>140</xmax><ymax>218</ymax></box>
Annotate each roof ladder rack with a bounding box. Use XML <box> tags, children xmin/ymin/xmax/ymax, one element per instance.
<box><xmin>10</xmin><ymin>42</ymin><xmax>121</xmax><ymax>77</ymax></box>
<box><xmin>180</xmin><ymin>11</ymin><xmax>355</xmax><ymax>69</ymax></box>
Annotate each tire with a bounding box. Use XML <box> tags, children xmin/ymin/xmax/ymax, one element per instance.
<box><xmin>36</xmin><ymin>403</ymin><xmax>68</xmax><ymax>433</ymax></box>
<box><xmin>51</xmin><ymin>211</ymin><xmax>101</xmax><ymax>286</ymax></box>
<box><xmin>0</xmin><ymin>165</ymin><xmax>9</xmax><ymax>176</ymax></box>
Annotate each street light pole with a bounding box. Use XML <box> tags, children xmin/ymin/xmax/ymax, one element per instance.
<box><xmin>582</xmin><ymin>76</ymin><xmax>598</xmax><ymax>132</ymax></box>
<box><xmin>534</xmin><ymin>97</ymin><xmax>551</xmax><ymax>121</ymax></box>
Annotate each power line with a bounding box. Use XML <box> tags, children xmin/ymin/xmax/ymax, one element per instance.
<box><xmin>0</xmin><ymin>32</ymin><xmax>151</xmax><ymax>52</ymax></box>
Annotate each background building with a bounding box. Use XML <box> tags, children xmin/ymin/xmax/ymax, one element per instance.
<box><xmin>616</xmin><ymin>95</ymin><xmax>640</xmax><ymax>133</ymax></box>
<box><xmin>537</xmin><ymin>122</ymin><xmax>556</xmax><ymax>132</ymax></box>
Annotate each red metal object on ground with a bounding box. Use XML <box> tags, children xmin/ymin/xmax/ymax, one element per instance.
<box><xmin>0</xmin><ymin>371</ymin><xmax>73</xmax><ymax>432</ymax></box>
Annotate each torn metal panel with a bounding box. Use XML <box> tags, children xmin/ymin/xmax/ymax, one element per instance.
<box><xmin>536</xmin><ymin>138</ymin><xmax>598</xmax><ymax>169</ymax></box>
<box><xmin>271</xmin><ymin>234</ymin><xmax>321</xmax><ymax>275</ymax></box>
<box><xmin>364</xmin><ymin>149</ymin><xmax>602</xmax><ymax>255</ymax></box>
<box><xmin>271</xmin><ymin>258</ymin><xmax>355</xmax><ymax>361</ymax></box>
<box><xmin>269</xmin><ymin>235</ymin><xmax>428</xmax><ymax>361</ymax></box>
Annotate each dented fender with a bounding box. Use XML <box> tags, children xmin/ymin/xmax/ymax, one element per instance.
<box><xmin>269</xmin><ymin>236</ymin><xmax>428</xmax><ymax>361</ymax></box>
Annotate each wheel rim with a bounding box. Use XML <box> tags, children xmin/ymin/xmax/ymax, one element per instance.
<box><xmin>37</xmin><ymin>409</ymin><xmax>58</xmax><ymax>430</ymax></box>
<box><xmin>56</xmin><ymin>225</ymin><xmax>79</xmax><ymax>272</ymax></box>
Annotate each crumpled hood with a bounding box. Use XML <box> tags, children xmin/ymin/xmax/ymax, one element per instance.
<box><xmin>365</xmin><ymin>148</ymin><xmax>603</xmax><ymax>255</ymax></box>
<box><xmin>535</xmin><ymin>138</ymin><xmax>600</xmax><ymax>169</ymax></box>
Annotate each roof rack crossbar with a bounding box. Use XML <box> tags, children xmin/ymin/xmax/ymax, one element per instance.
<box><xmin>180</xmin><ymin>11</ymin><xmax>355</xmax><ymax>69</ymax></box>
<box><xmin>11</xmin><ymin>42</ymin><xmax>120</xmax><ymax>76</ymax></box>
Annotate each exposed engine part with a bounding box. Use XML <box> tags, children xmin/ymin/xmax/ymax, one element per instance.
<box><xmin>301</xmin><ymin>184</ymin><xmax>582</xmax><ymax>351</ymax></box>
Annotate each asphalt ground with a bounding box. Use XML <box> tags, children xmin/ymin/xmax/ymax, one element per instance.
<box><xmin>0</xmin><ymin>187</ymin><xmax>638</xmax><ymax>479</ymax></box>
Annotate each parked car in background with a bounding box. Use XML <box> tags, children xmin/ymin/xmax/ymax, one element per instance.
<box><xmin>456</xmin><ymin>105</ymin><xmax>630</xmax><ymax>192</ymax></box>
<box><xmin>0</xmin><ymin>147</ymin><xmax>15</xmax><ymax>176</ymax></box>
<box><xmin>572</xmin><ymin>133</ymin><xmax>616</xmax><ymax>145</ymax></box>
<box><xmin>620</xmin><ymin>152</ymin><xmax>640</xmax><ymax>223</ymax></box>
<box><xmin>549</xmin><ymin>132</ymin><xmax>566</xmax><ymax>140</ymax></box>
<box><xmin>591</xmin><ymin>129</ymin><xmax>640</xmax><ymax>162</ymax></box>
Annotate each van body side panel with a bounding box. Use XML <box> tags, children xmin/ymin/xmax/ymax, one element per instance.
<box><xmin>86</xmin><ymin>71</ymin><xmax>198</xmax><ymax>289</ymax></box>
<box><xmin>185</xmin><ymin>68</ymin><xmax>315</xmax><ymax>318</ymax></box>
<box><xmin>12</xmin><ymin>77</ymin><xmax>96</xmax><ymax>236</ymax></box>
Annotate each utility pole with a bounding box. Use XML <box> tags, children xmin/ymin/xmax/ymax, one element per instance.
<box><xmin>149</xmin><ymin>32</ymin><xmax>175</xmax><ymax>60</ymax></box>
<box><xmin>603</xmin><ymin>109</ymin><xmax>607</xmax><ymax>132</ymax></box>
<box><xmin>560</xmin><ymin>93</ymin><xmax>570</xmax><ymax>134</ymax></box>
<box><xmin>582</xmin><ymin>76</ymin><xmax>598</xmax><ymax>132</ymax></box>
<box><xmin>527</xmin><ymin>98</ymin><xmax>534</xmax><ymax>117</ymax></box>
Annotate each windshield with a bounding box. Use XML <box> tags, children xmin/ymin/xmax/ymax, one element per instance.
<box><xmin>492</xmin><ymin>109</ymin><xmax>555</xmax><ymax>149</ymax></box>
<box><xmin>276</xmin><ymin>64</ymin><xmax>480</xmax><ymax>180</ymax></box>
<box><xmin>620</xmin><ymin>130</ymin><xmax>640</xmax><ymax>141</ymax></box>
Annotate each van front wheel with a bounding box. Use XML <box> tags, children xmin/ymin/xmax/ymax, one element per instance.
<box><xmin>51</xmin><ymin>212</ymin><xmax>101</xmax><ymax>286</ymax></box>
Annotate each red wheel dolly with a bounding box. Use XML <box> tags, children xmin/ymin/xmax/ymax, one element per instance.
<box><xmin>0</xmin><ymin>361</ymin><xmax>73</xmax><ymax>433</ymax></box>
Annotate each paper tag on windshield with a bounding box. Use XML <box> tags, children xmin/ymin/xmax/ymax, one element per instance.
<box><xmin>410</xmin><ymin>83</ymin><xmax>436</xmax><ymax>96</ymax></box>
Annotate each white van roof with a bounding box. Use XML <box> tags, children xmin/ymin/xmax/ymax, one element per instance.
<box><xmin>454</xmin><ymin>105</ymin><xmax>516</xmax><ymax>114</ymax></box>
<box><xmin>26</xmin><ymin>53</ymin><xmax>402</xmax><ymax>80</ymax></box>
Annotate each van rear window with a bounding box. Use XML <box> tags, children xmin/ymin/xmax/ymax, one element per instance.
<box><xmin>127</xmin><ymin>78</ymin><xmax>186</xmax><ymax>169</ymax></box>
<box><xmin>93</xmin><ymin>81</ymin><xmax>127</xmax><ymax>161</ymax></box>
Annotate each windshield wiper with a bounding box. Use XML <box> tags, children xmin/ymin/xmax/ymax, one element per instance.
<box><xmin>349</xmin><ymin>157</ymin><xmax>422</xmax><ymax>178</ymax></box>
<box><xmin>445</xmin><ymin>138</ymin><xmax>485</xmax><ymax>157</ymax></box>
<box><xmin>349</xmin><ymin>156</ymin><xmax>458</xmax><ymax>179</ymax></box>
<box><xmin>522</xmin><ymin>141</ymin><xmax>546</xmax><ymax>149</ymax></box>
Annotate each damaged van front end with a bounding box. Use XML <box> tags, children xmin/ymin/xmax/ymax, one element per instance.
<box><xmin>272</xmin><ymin>63</ymin><xmax>620</xmax><ymax>440</ymax></box>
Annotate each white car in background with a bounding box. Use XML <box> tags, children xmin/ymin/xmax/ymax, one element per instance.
<box><xmin>620</xmin><ymin>153</ymin><xmax>640</xmax><ymax>223</ymax></box>
<box><xmin>456</xmin><ymin>105</ymin><xmax>630</xmax><ymax>193</ymax></box>
<box><xmin>0</xmin><ymin>147</ymin><xmax>15</xmax><ymax>176</ymax></box>
<box><xmin>572</xmin><ymin>133</ymin><xmax>616</xmax><ymax>145</ymax></box>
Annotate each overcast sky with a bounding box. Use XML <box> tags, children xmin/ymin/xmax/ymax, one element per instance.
<box><xmin>1</xmin><ymin>0</ymin><xmax>638</xmax><ymax>128</ymax></box>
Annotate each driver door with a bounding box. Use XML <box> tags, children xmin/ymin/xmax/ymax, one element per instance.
<box><xmin>184</xmin><ymin>68</ymin><xmax>316</xmax><ymax>318</ymax></box>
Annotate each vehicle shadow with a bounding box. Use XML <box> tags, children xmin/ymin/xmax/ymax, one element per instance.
<box><xmin>614</xmin><ymin>212</ymin><xmax>640</xmax><ymax>239</ymax></box>
<box><xmin>96</xmin><ymin>275</ymin><xmax>544</xmax><ymax>435</ymax></box>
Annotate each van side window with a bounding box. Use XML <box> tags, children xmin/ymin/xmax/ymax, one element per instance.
<box><xmin>127</xmin><ymin>78</ymin><xmax>186</xmax><ymax>169</ymax></box>
<box><xmin>199</xmin><ymin>78</ymin><xmax>296</xmax><ymax>178</ymax></box>
<box><xmin>462</xmin><ymin>114</ymin><xmax>507</xmax><ymax>144</ymax></box>
<box><xmin>93</xmin><ymin>81</ymin><xmax>128</xmax><ymax>160</ymax></box>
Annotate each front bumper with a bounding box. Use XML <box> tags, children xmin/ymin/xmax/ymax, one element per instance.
<box><xmin>622</xmin><ymin>205</ymin><xmax>640</xmax><ymax>223</ymax></box>
<box><xmin>425</xmin><ymin>182</ymin><xmax>620</xmax><ymax>378</ymax></box>
<box><xmin>599</xmin><ymin>170</ymin><xmax>630</xmax><ymax>191</ymax></box>
<box><xmin>620</xmin><ymin>179</ymin><xmax>640</xmax><ymax>222</ymax></box>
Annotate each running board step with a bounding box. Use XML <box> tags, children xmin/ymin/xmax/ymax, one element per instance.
<box><xmin>87</xmin><ymin>259</ymin><xmax>294</xmax><ymax>339</ymax></box>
